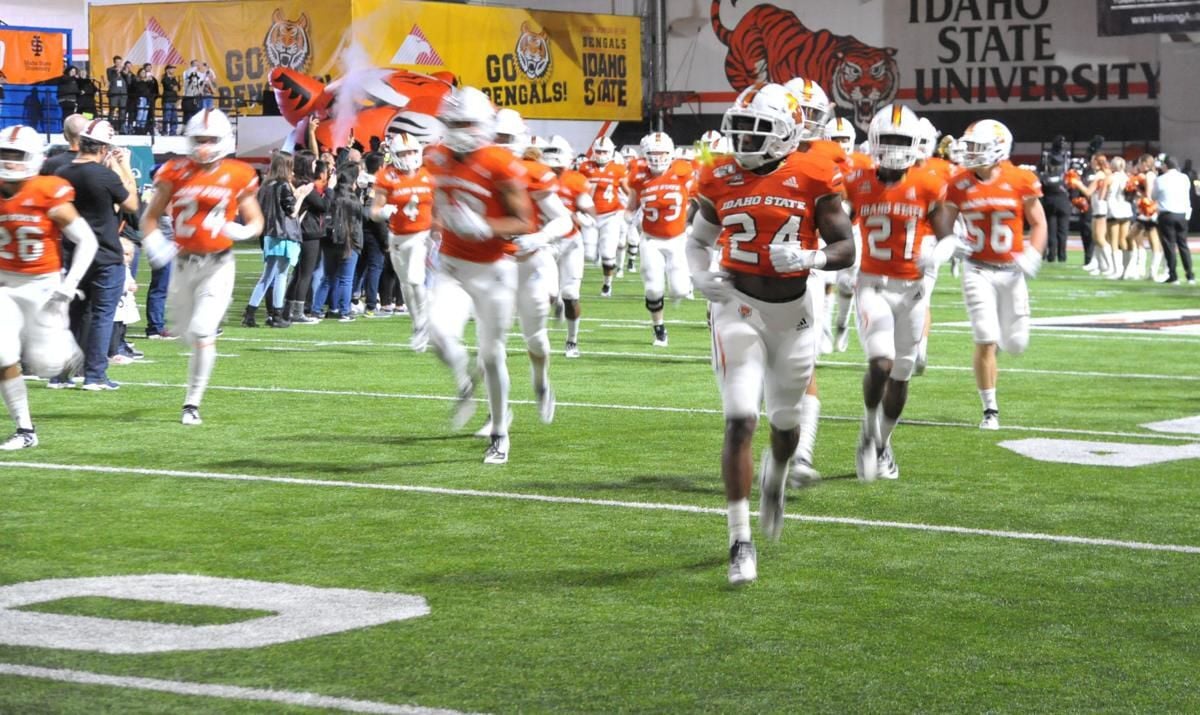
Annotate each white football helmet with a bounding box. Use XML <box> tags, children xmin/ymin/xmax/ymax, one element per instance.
<box><xmin>80</xmin><ymin>119</ymin><xmax>117</xmax><ymax>146</ymax></box>
<box><xmin>824</xmin><ymin>117</ymin><xmax>856</xmax><ymax>154</ymax></box>
<box><xmin>542</xmin><ymin>135</ymin><xmax>573</xmax><ymax>169</ymax></box>
<box><xmin>620</xmin><ymin>145</ymin><xmax>639</xmax><ymax>163</ymax></box>
<box><xmin>783</xmin><ymin>78</ymin><xmax>833</xmax><ymax>142</ymax></box>
<box><xmin>698</xmin><ymin>129</ymin><xmax>731</xmax><ymax>157</ymax></box>
<box><xmin>916</xmin><ymin>117</ymin><xmax>938</xmax><ymax>160</ymax></box>
<box><xmin>0</xmin><ymin>125</ymin><xmax>46</xmax><ymax>181</ymax></box>
<box><xmin>675</xmin><ymin>146</ymin><xmax>695</xmax><ymax>162</ymax></box>
<box><xmin>388</xmin><ymin>132</ymin><xmax>423</xmax><ymax>173</ymax></box>
<box><xmin>959</xmin><ymin>119</ymin><xmax>1012</xmax><ymax>169</ymax></box>
<box><xmin>720</xmin><ymin>82</ymin><xmax>798</xmax><ymax>170</ymax></box>
<box><xmin>591</xmin><ymin>136</ymin><xmax>615</xmax><ymax>166</ymax></box>
<box><xmin>867</xmin><ymin>104</ymin><xmax>923</xmax><ymax>171</ymax></box>
<box><xmin>438</xmin><ymin>86</ymin><xmax>497</xmax><ymax>155</ymax></box>
<box><xmin>185</xmin><ymin>109</ymin><xmax>235</xmax><ymax>164</ymax></box>
<box><xmin>493</xmin><ymin>108</ymin><xmax>529</xmax><ymax>157</ymax></box>
<box><xmin>640</xmin><ymin>132</ymin><xmax>675</xmax><ymax>174</ymax></box>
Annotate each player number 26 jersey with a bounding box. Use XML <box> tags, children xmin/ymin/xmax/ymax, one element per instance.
<box><xmin>0</xmin><ymin>175</ymin><xmax>73</xmax><ymax>275</ymax></box>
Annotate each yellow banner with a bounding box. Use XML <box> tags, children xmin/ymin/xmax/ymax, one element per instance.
<box><xmin>89</xmin><ymin>0</ymin><xmax>349</xmax><ymax>116</ymax></box>
<box><xmin>351</xmin><ymin>0</ymin><xmax>642</xmax><ymax>121</ymax></box>
<box><xmin>0</xmin><ymin>29</ymin><xmax>65</xmax><ymax>85</ymax></box>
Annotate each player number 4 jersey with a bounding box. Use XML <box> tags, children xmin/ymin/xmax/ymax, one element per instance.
<box><xmin>698</xmin><ymin>153</ymin><xmax>843</xmax><ymax>278</ymax></box>
<box><xmin>845</xmin><ymin>167</ymin><xmax>946</xmax><ymax>280</ymax></box>
<box><xmin>155</xmin><ymin>158</ymin><xmax>260</xmax><ymax>254</ymax></box>
<box><xmin>944</xmin><ymin>163</ymin><xmax>1042</xmax><ymax>264</ymax></box>
<box><xmin>375</xmin><ymin>166</ymin><xmax>434</xmax><ymax>235</ymax></box>
<box><xmin>579</xmin><ymin>160</ymin><xmax>626</xmax><ymax>215</ymax></box>
<box><xmin>0</xmin><ymin>175</ymin><xmax>73</xmax><ymax>275</ymax></box>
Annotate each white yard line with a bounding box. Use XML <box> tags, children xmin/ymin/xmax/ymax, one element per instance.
<box><xmin>2</xmin><ymin>461</ymin><xmax>1198</xmax><ymax>555</ymax></box>
<box><xmin>105</xmin><ymin>381</ymin><xmax>1200</xmax><ymax>442</ymax></box>
<box><xmin>0</xmin><ymin>663</ymin><xmax>474</xmax><ymax>715</ymax></box>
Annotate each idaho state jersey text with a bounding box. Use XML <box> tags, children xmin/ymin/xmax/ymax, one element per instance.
<box><xmin>0</xmin><ymin>176</ymin><xmax>73</xmax><ymax>275</ymax></box>
<box><xmin>426</xmin><ymin>144</ymin><xmax>529</xmax><ymax>263</ymax></box>
<box><xmin>628</xmin><ymin>159</ymin><xmax>695</xmax><ymax>239</ymax></box>
<box><xmin>375</xmin><ymin>166</ymin><xmax>434</xmax><ymax>235</ymax></box>
<box><xmin>944</xmin><ymin>163</ymin><xmax>1042</xmax><ymax>264</ymax></box>
<box><xmin>846</xmin><ymin>167</ymin><xmax>946</xmax><ymax>280</ymax></box>
<box><xmin>699</xmin><ymin>153</ymin><xmax>843</xmax><ymax>278</ymax></box>
<box><xmin>156</xmin><ymin>158</ymin><xmax>259</xmax><ymax>254</ymax></box>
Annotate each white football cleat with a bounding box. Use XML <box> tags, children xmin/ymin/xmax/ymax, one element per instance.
<box><xmin>757</xmin><ymin>450</ymin><xmax>787</xmax><ymax>541</ymax></box>
<box><xmin>980</xmin><ymin>409</ymin><xmax>1000</xmax><ymax>430</ymax></box>
<box><xmin>727</xmin><ymin>540</ymin><xmax>757</xmax><ymax>586</ymax></box>
<box><xmin>410</xmin><ymin>326</ymin><xmax>429</xmax><ymax>353</ymax></box>
<box><xmin>855</xmin><ymin>420</ymin><xmax>879</xmax><ymax>483</ymax></box>
<box><xmin>788</xmin><ymin>456</ymin><xmax>821</xmax><ymax>488</ymax></box>
<box><xmin>877</xmin><ymin>443</ymin><xmax>899</xmax><ymax>480</ymax></box>
<box><xmin>181</xmin><ymin>405</ymin><xmax>202</xmax><ymax>426</ymax></box>
<box><xmin>483</xmin><ymin>435</ymin><xmax>509</xmax><ymax>465</ymax></box>
<box><xmin>0</xmin><ymin>429</ymin><xmax>38</xmax><ymax>451</ymax></box>
<box><xmin>834</xmin><ymin>326</ymin><xmax>850</xmax><ymax>353</ymax></box>
<box><xmin>564</xmin><ymin>341</ymin><xmax>581</xmax><ymax>359</ymax></box>
<box><xmin>537</xmin><ymin>385</ymin><xmax>556</xmax><ymax>424</ymax></box>
<box><xmin>450</xmin><ymin>379</ymin><xmax>478</xmax><ymax>430</ymax></box>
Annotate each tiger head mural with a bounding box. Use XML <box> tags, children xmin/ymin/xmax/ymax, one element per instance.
<box><xmin>710</xmin><ymin>0</ymin><xmax>898</xmax><ymax>132</ymax></box>
<box><xmin>264</xmin><ymin>9</ymin><xmax>312</xmax><ymax>73</ymax></box>
<box><xmin>515</xmin><ymin>22</ymin><xmax>551</xmax><ymax>80</ymax></box>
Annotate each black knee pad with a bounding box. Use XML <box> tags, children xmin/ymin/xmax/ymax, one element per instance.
<box><xmin>645</xmin><ymin>296</ymin><xmax>664</xmax><ymax>312</ymax></box>
<box><xmin>563</xmin><ymin>299</ymin><xmax>581</xmax><ymax>320</ymax></box>
<box><xmin>601</xmin><ymin>262</ymin><xmax>616</xmax><ymax>271</ymax></box>
<box><xmin>628</xmin><ymin>245</ymin><xmax>639</xmax><ymax>256</ymax></box>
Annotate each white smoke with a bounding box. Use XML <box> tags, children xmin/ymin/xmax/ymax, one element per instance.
<box><xmin>330</xmin><ymin>42</ymin><xmax>411</xmax><ymax>149</ymax></box>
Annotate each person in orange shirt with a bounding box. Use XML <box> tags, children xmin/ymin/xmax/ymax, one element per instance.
<box><xmin>845</xmin><ymin>104</ymin><xmax>947</xmax><ymax>481</ymax></box>
<box><xmin>424</xmin><ymin>88</ymin><xmax>537</xmax><ymax>465</ymax></box>
<box><xmin>139</xmin><ymin>109</ymin><xmax>264</xmax><ymax>426</ymax></box>
<box><xmin>929</xmin><ymin>119</ymin><xmax>1048</xmax><ymax>430</ymax></box>
<box><xmin>542</xmin><ymin>135</ymin><xmax>597</xmax><ymax>359</ymax></box>
<box><xmin>0</xmin><ymin>125</ymin><xmax>98</xmax><ymax>450</ymax></box>
<box><xmin>625</xmin><ymin>131</ymin><xmax>695</xmax><ymax>347</ymax></box>
<box><xmin>579</xmin><ymin>136</ymin><xmax>627</xmax><ymax>297</ymax></box>
<box><xmin>688</xmin><ymin>83</ymin><xmax>855</xmax><ymax>584</ymax></box>
<box><xmin>370</xmin><ymin>132</ymin><xmax>434</xmax><ymax>351</ymax></box>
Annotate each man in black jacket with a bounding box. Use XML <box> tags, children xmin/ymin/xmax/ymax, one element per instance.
<box><xmin>1039</xmin><ymin>136</ymin><xmax>1071</xmax><ymax>263</ymax></box>
<box><xmin>105</xmin><ymin>57</ymin><xmax>129</xmax><ymax>132</ymax></box>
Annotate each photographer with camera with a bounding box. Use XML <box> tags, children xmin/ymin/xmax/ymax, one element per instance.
<box><xmin>1039</xmin><ymin>135</ymin><xmax>1071</xmax><ymax>264</ymax></box>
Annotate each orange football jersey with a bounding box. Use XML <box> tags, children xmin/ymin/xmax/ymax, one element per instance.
<box><xmin>579</xmin><ymin>160</ymin><xmax>626</xmax><ymax>215</ymax></box>
<box><xmin>0</xmin><ymin>175</ymin><xmax>73</xmax><ymax>275</ymax></box>
<box><xmin>944</xmin><ymin>163</ymin><xmax>1042</xmax><ymax>264</ymax></box>
<box><xmin>848</xmin><ymin>151</ymin><xmax>875</xmax><ymax>172</ymax></box>
<box><xmin>425</xmin><ymin>144</ymin><xmax>529</xmax><ymax>264</ymax></box>
<box><xmin>845</xmin><ymin>167</ymin><xmax>946</xmax><ymax>280</ymax></box>
<box><xmin>155</xmin><ymin>158</ymin><xmax>260</xmax><ymax>255</ymax></box>
<box><xmin>803</xmin><ymin>138</ymin><xmax>851</xmax><ymax>173</ymax></box>
<box><xmin>375</xmin><ymin>165</ymin><xmax>434</xmax><ymax>235</ymax></box>
<box><xmin>628</xmin><ymin>158</ymin><xmax>695</xmax><ymax>239</ymax></box>
<box><xmin>519</xmin><ymin>158</ymin><xmax>559</xmax><ymax>233</ymax></box>
<box><xmin>922</xmin><ymin>156</ymin><xmax>955</xmax><ymax>184</ymax></box>
<box><xmin>699</xmin><ymin>152</ymin><xmax>843</xmax><ymax>278</ymax></box>
<box><xmin>554</xmin><ymin>169</ymin><xmax>591</xmax><ymax>239</ymax></box>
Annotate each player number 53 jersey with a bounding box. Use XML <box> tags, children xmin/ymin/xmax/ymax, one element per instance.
<box><xmin>944</xmin><ymin>163</ymin><xmax>1042</xmax><ymax>264</ymax></box>
<box><xmin>845</xmin><ymin>167</ymin><xmax>946</xmax><ymax>280</ymax></box>
<box><xmin>629</xmin><ymin>158</ymin><xmax>695</xmax><ymax>239</ymax></box>
<box><xmin>0</xmin><ymin>175</ymin><xmax>74</xmax><ymax>275</ymax></box>
<box><xmin>698</xmin><ymin>153</ymin><xmax>843</xmax><ymax>278</ymax></box>
<box><xmin>155</xmin><ymin>157</ymin><xmax>260</xmax><ymax>254</ymax></box>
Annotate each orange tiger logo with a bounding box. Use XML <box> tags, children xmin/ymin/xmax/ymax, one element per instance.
<box><xmin>710</xmin><ymin>0</ymin><xmax>898</xmax><ymax>132</ymax></box>
<box><xmin>264</xmin><ymin>9</ymin><xmax>311</xmax><ymax>73</ymax></box>
<box><xmin>515</xmin><ymin>22</ymin><xmax>551</xmax><ymax>80</ymax></box>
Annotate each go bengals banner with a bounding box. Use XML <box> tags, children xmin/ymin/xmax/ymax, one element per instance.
<box><xmin>350</xmin><ymin>0</ymin><xmax>642</xmax><ymax>121</ymax></box>
<box><xmin>89</xmin><ymin>0</ymin><xmax>349</xmax><ymax>115</ymax></box>
<box><xmin>0</xmin><ymin>29</ymin><xmax>65</xmax><ymax>84</ymax></box>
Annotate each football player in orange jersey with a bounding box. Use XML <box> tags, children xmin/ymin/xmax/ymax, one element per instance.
<box><xmin>542</xmin><ymin>135</ymin><xmax>597</xmax><ymax>359</ymax></box>
<box><xmin>689</xmin><ymin>83</ymin><xmax>855</xmax><ymax>584</ymax></box>
<box><xmin>369</xmin><ymin>132</ymin><xmax>434</xmax><ymax>351</ymax></box>
<box><xmin>0</xmin><ymin>125</ymin><xmax>98</xmax><ymax>450</ymax></box>
<box><xmin>140</xmin><ymin>109</ymin><xmax>264</xmax><ymax>426</ymax></box>
<box><xmin>625</xmin><ymin>132</ymin><xmax>696</xmax><ymax>347</ymax></box>
<box><xmin>845</xmin><ymin>105</ymin><xmax>947</xmax><ymax>481</ymax></box>
<box><xmin>823</xmin><ymin>116</ymin><xmax>869</xmax><ymax>356</ymax></box>
<box><xmin>910</xmin><ymin>118</ymin><xmax>955</xmax><ymax>377</ymax></box>
<box><xmin>579</xmin><ymin>136</ymin><xmax>627</xmax><ymax>297</ymax></box>
<box><xmin>424</xmin><ymin>88</ymin><xmax>537</xmax><ymax>464</ymax></box>
<box><xmin>929</xmin><ymin>119</ymin><xmax>1047</xmax><ymax>431</ymax></box>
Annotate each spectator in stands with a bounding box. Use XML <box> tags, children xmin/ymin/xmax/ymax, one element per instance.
<box><xmin>76</xmin><ymin>68</ymin><xmax>98</xmax><ymax>119</ymax></box>
<box><xmin>160</xmin><ymin>65</ymin><xmax>180</xmax><ymax>135</ymax></box>
<box><xmin>130</xmin><ymin>67</ymin><xmax>151</xmax><ymax>134</ymax></box>
<box><xmin>182</xmin><ymin>60</ymin><xmax>202</xmax><ymax>124</ymax></box>
<box><xmin>286</xmin><ymin>157</ymin><xmax>328</xmax><ymax>323</ymax></box>
<box><xmin>200</xmin><ymin>63</ymin><xmax>217</xmax><ymax>110</ymax></box>
<box><xmin>57</xmin><ymin>66</ymin><xmax>79</xmax><ymax>119</ymax></box>
<box><xmin>1154</xmin><ymin>155</ymin><xmax>1195</xmax><ymax>285</ymax></box>
<box><xmin>40</xmin><ymin>114</ymin><xmax>88</xmax><ymax>176</ymax></box>
<box><xmin>140</xmin><ymin>64</ymin><xmax>160</xmax><ymax>134</ymax></box>
<box><xmin>52</xmin><ymin>121</ymin><xmax>139</xmax><ymax>390</ymax></box>
<box><xmin>106</xmin><ymin>56</ymin><xmax>129</xmax><ymax>132</ymax></box>
<box><xmin>242</xmin><ymin>151</ymin><xmax>300</xmax><ymax>328</ymax></box>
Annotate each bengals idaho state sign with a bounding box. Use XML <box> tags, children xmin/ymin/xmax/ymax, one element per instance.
<box><xmin>351</xmin><ymin>0</ymin><xmax>642</xmax><ymax>121</ymax></box>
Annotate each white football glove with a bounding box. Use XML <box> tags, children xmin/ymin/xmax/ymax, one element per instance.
<box><xmin>768</xmin><ymin>245</ymin><xmax>825</xmax><ymax>273</ymax></box>
<box><xmin>221</xmin><ymin>221</ymin><xmax>258</xmax><ymax>242</ymax></box>
<box><xmin>918</xmin><ymin>235</ymin><xmax>971</xmax><ymax>274</ymax></box>
<box><xmin>374</xmin><ymin>204</ymin><xmax>398</xmax><ymax>222</ymax></box>
<box><xmin>692</xmin><ymin>270</ymin><xmax>735</xmax><ymax>304</ymax></box>
<box><xmin>441</xmin><ymin>203</ymin><xmax>492</xmax><ymax>241</ymax></box>
<box><xmin>512</xmin><ymin>232</ymin><xmax>548</xmax><ymax>257</ymax></box>
<box><xmin>1014</xmin><ymin>245</ymin><xmax>1042</xmax><ymax>278</ymax></box>
<box><xmin>835</xmin><ymin>269</ymin><xmax>856</xmax><ymax>296</ymax></box>
<box><xmin>574</xmin><ymin>211</ymin><xmax>596</xmax><ymax>229</ymax></box>
<box><xmin>142</xmin><ymin>228</ymin><xmax>178</xmax><ymax>269</ymax></box>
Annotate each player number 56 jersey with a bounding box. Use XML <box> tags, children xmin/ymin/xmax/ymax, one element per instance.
<box><xmin>156</xmin><ymin>157</ymin><xmax>260</xmax><ymax>254</ymax></box>
<box><xmin>698</xmin><ymin>153</ymin><xmax>843</xmax><ymax>278</ymax></box>
<box><xmin>0</xmin><ymin>175</ymin><xmax>73</xmax><ymax>275</ymax></box>
<box><xmin>944</xmin><ymin>163</ymin><xmax>1042</xmax><ymax>264</ymax></box>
